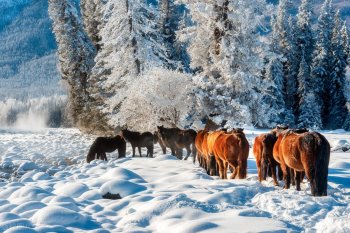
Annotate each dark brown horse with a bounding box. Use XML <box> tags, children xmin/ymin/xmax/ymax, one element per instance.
<box><xmin>121</xmin><ymin>129</ymin><xmax>154</xmax><ymax>158</ymax></box>
<box><xmin>86</xmin><ymin>135</ymin><xmax>126</xmax><ymax>163</ymax></box>
<box><xmin>211</xmin><ymin>131</ymin><xmax>249</xmax><ymax>179</ymax></box>
<box><xmin>273</xmin><ymin>129</ymin><xmax>330</xmax><ymax>196</ymax></box>
<box><xmin>253</xmin><ymin>133</ymin><xmax>280</xmax><ymax>185</ymax></box>
<box><xmin>157</xmin><ymin>126</ymin><xmax>197</xmax><ymax>160</ymax></box>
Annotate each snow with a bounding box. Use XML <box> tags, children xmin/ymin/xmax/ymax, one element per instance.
<box><xmin>0</xmin><ymin>128</ymin><xmax>349</xmax><ymax>232</ymax></box>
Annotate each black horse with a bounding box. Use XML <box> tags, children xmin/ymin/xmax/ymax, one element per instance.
<box><xmin>157</xmin><ymin>126</ymin><xmax>197</xmax><ymax>160</ymax></box>
<box><xmin>121</xmin><ymin>129</ymin><xmax>154</xmax><ymax>157</ymax></box>
<box><xmin>86</xmin><ymin>135</ymin><xmax>126</xmax><ymax>163</ymax></box>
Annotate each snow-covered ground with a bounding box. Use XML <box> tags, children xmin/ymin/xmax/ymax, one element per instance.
<box><xmin>0</xmin><ymin>128</ymin><xmax>349</xmax><ymax>233</ymax></box>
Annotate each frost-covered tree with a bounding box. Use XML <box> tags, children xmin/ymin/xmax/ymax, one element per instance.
<box><xmin>327</xmin><ymin>11</ymin><xmax>348</xmax><ymax>128</ymax></box>
<box><xmin>343</xmin><ymin>66</ymin><xmax>350</xmax><ymax>130</ymax></box>
<box><xmin>87</xmin><ymin>0</ymin><xmax>169</xmax><ymax>131</ymax></box>
<box><xmin>80</xmin><ymin>0</ymin><xmax>105</xmax><ymax>50</ymax></box>
<box><xmin>270</xmin><ymin>15</ymin><xmax>295</xmax><ymax>125</ymax></box>
<box><xmin>115</xmin><ymin>68</ymin><xmax>194</xmax><ymax>131</ymax></box>
<box><xmin>297</xmin><ymin>48</ymin><xmax>322</xmax><ymax>128</ymax></box>
<box><xmin>296</xmin><ymin>0</ymin><xmax>314</xmax><ymax>66</ymax></box>
<box><xmin>158</xmin><ymin>0</ymin><xmax>190</xmax><ymax>71</ymax></box>
<box><xmin>48</xmin><ymin>0</ymin><xmax>96</xmax><ymax>129</ymax></box>
<box><xmin>272</xmin><ymin>0</ymin><xmax>297</xmax><ymax>125</ymax></box>
<box><xmin>310</xmin><ymin>0</ymin><xmax>335</xmax><ymax>127</ymax></box>
<box><xmin>261</xmin><ymin>55</ymin><xmax>290</xmax><ymax>126</ymax></box>
<box><xmin>180</xmin><ymin>0</ymin><xmax>278</xmax><ymax>127</ymax></box>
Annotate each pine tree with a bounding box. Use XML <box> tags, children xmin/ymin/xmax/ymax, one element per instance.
<box><xmin>80</xmin><ymin>0</ymin><xmax>104</xmax><ymax>50</ymax></box>
<box><xmin>158</xmin><ymin>0</ymin><xmax>190</xmax><ymax>71</ymax></box>
<box><xmin>296</xmin><ymin>0</ymin><xmax>314</xmax><ymax>66</ymax></box>
<box><xmin>310</xmin><ymin>0</ymin><xmax>335</xmax><ymax>128</ymax></box>
<box><xmin>341</xmin><ymin>22</ymin><xmax>350</xmax><ymax>130</ymax></box>
<box><xmin>327</xmin><ymin>10</ymin><xmax>348</xmax><ymax>128</ymax></box>
<box><xmin>87</xmin><ymin>0</ymin><xmax>171</xmax><ymax>131</ymax></box>
<box><xmin>180</xmin><ymin>0</ymin><xmax>279</xmax><ymax>127</ymax></box>
<box><xmin>297</xmin><ymin>48</ymin><xmax>322</xmax><ymax>128</ymax></box>
<box><xmin>262</xmin><ymin>55</ymin><xmax>290</xmax><ymax>126</ymax></box>
<box><xmin>272</xmin><ymin>0</ymin><xmax>297</xmax><ymax>126</ymax></box>
<box><xmin>48</xmin><ymin>0</ymin><xmax>96</xmax><ymax>129</ymax></box>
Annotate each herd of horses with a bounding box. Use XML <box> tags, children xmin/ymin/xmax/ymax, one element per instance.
<box><xmin>86</xmin><ymin>125</ymin><xmax>330</xmax><ymax>196</ymax></box>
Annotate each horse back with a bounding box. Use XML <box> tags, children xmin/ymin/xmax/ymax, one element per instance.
<box><xmin>207</xmin><ymin>131</ymin><xmax>225</xmax><ymax>155</ymax></box>
<box><xmin>253</xmin><ymin>134</ymin><xmax>264</xmax><ymax>160</ymax></box>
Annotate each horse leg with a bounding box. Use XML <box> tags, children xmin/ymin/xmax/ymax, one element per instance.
<box><xmin>138</xmin><ymin>147</ymin><xmax>142</xmax><ymax>157</ymax></box>
<box><xmin>216</xmin><ymin>158</ymin><xmax>225</xmax><ymax>179</ymax></box>
<box><xmin>295</xmin><ymin>171</ymin><xmax>302</xmax><ymax>191</ymax></box>
<box><xmin>209</xmin><ymin>155</ymin><xmax>217</xmax><ymax>176</ymax></box>
<box><xmin>103</xmin><ymin>152</ymin><xmax>107</xmax><ymax>161</ymax></box>
<box><xmin>176</xmin><ymin>148</ymin><xmax>183</xmax><ymax>160</ymax></box>
<box><xmin>149</xmin><ymin>145</ymin><xmax>153</xmax><ymax>158</ymax></box>
<box><xmin>132</xmin><ymin>146</ymin><xmax>136</xmax><ymax>157</ymax></box>
<box><xmin>223</xmin><ymin>162</ymin><xmax>228</xmax><ymax>179</ymax></box>
<box><xmin>228</xmin><ymin>161</ymin><xmax>238</xmax><ymax>179</ymax></box>
<box><xmin>277</xmin><ymin>164</ymin><xmax>283</xmax><ymax>181</ymax></box>
<box><xmin>290</xmin><ymin>168</ymin><xmax>296</xmax><ymax>186</ymax></box>
<box><xmin>284</xmin><ymin>166</ymin><xmax>291</xmax><ymax>189</ymax></box>
<box><xmin>256</xmin><ymin>157</ymin><xmax>262</xmax><ymax>182</ymax></box>
<box><xmin>271</xmin><ymin>165</ymin><xmax>279</xmax><ymax>186</ymax></box>
<box><xmin>192</xmin><ymin>144</ymin><xmax>197</xmax><ymax>164</ymax></box>
<box><xmin>184</xmin><ymin>146</ymin><xmax>191</xmax><ymax>160</ymax></box>
<box><xmin>170</xmin><ymin>147</ymin><xmax>176</xmax><ymax>157</ymax></box>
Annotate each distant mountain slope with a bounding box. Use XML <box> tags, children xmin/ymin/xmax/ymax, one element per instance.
<box><xmin>0</xmin><ymin>0</ymin><xmax>67</xmax><ymax>127</ymax></box>
<box><xmin>0</xmin><ymin>0</ymin><xmax>63</xmax><ymax>98</ymax></box>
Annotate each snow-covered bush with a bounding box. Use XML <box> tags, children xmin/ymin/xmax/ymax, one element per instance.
<box><xmin>113</xmin><ymin>68</ymin><xmax>194</xmax><ymax>131</ymax></box>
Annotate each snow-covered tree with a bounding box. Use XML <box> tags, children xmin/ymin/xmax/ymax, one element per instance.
<box><xmin>158</xmin><ymin>0</ymin><xmax>190</xmax><ymax>71</ymax></box>
<box><xmin>80</xmin><ymin>0</ymin><xmax>105</xmax><ymax>50</ymax></box>
<box><xmin>310</xmin><ymin>0</ymin><xmax>335</xmax><ymax>127</ymax></box>
<box><xmin>261</xmin><ymin>55</ymin><xmax>289</xmax><ymax>126</ymax></box>
<box><xmin>343</xmin><ymin>66</ymin><xmax>350</xmax><ymax>130</ymax></box>
<box><xmin>179</xmin><ymin>0</ymin><xmax>279</xmax><ymax>127</ymax></box>
<box><xmin>87</xmin><ymin>0</ymin><xmax>169</xmax><ymax>131</ymax></box>
<box><xmin>296</xmin><ymin>0</ymin><xmax>314</xmax><ymax>66</ymax></box>
<box><xmin>297</xmin><ymin>48</ymin><xmax>322</xmax><ymax>128</ymax></box>
<box><xmin>115</xmin><ymin>68</ymin><xmax>194</xmax><ymax>131</ymax></box>
<box><xmin>327</xmin><ymin>10</ymin><xmax>348</xmax><ymax>128</ymax></box>
<box><xmin>272</xmin><ymin>0</ymin><xmax>297</xmax><ymax>125</ymax></box>
<box><xmin>48</xmin><ymin>0</ymin><xmax>96</xmax><ymax>129</ymax></box>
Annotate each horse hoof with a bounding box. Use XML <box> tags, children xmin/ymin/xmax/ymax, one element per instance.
<box><xmin>274</xmin><ymin>182</ymin><xmax>279</xmax><ymax>186</ymax></box>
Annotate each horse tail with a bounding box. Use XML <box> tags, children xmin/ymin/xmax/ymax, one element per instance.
<box><xmin>237</xmin><ymin>135</ymin><xmax>249</xmax><ymax>179</ymax></box>
<box><xmin>261</xmin><ymin>135</ymin><xmax>269</xmax><ymax>180</ymax></box>
<box><xmin>313</xmin><ymin>132</ymin><xmax>330</xmax><ymax>196</ymax></box>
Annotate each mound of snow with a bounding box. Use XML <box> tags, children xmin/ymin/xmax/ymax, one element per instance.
<box><xmin>99</xmin><ymin>180</ymin><xmax>146</xmax><ymax>198</ymax></box>
<box><xmin>101</xmin><ymin>167</ymin><xmax>145</xmax><ymax>182</ymax></box>
<box><xmin>17</xmin><ymin>161</ymin><xmax>39</xmax><ymax>172</ymax></box>
<box><xmin>0</xmin><ymin>212</ymin><xmax>20</xmax><ymax>222</ymax></box>
<box><xmin>0</xmin><ymin>219</ymin><xmax>34</xmax><ymax>232</ymax></box>
<box><xmin>32</xmin><ymin>206</ymin><xmax>87</xmax><ymax>227</ymax></box>
<box><xmin>53</xmin><ymin>183</ymin><xmax>89</xmax><ymax>198</ymax></box>
<box><xmin>153</xmin><ymin>154</ymin><xmax>178</xmax><ymax>161</ymax></box>
<box><xmin>3</xmin><ymin>226</ymin><xmax>37</xmax><ymax>233</ymax></box>
<box><xmin>12</xmin><ymin>201</ymin><xmax>46</xmax><ymax>214</ymax></box>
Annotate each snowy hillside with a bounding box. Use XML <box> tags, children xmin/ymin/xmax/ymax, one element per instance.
<box><xmin>0</xmin><ymin>0</ymin><xmax>68</xmax><ymax>128</ymax></box>
<box><xmin>0</xmin><ymin>128</ymin><xmax>349</xmax><ymax>232</ymax></box>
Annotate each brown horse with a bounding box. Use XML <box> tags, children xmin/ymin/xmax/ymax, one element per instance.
<box><xmin>156</xmin><ymin>126</ymin><xmax>197</xmax><ymax>160</ymax></box>
<box><xmin>253</xmin><ymin>133</ymin><xmax>280</xmax><ymax>185</ymax></box>
<box><xmin>212</xmin><ymin>131</ymin><xmax>249</xmax><ymax>179</ymax></box>
<box><xmin>194</xmin><ymin>129</ymin><xmax>208</xmax><ymax>168</ymax></box>
<box><xmin>121</xmin><ymin>129</ymin><xmax>154</xmax><ymax>157</ymax></box>
<box><xmin>86</xmin><ymin>135</ymin><xmax>126</xmax><ymax>163</ymax></box>
<box><xmin>274</xmin><ymin>129</ymin><xmax>330</xmax><ymax>196</ymax></box>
